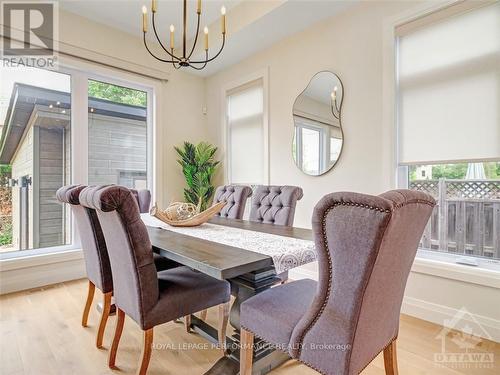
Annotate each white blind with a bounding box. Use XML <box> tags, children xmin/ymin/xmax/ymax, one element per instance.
<box><xmin>397</xmin><ymin>2</ymin><xmax>500</xmax><ymax>165</ymax></box>
<box><xmin>227</xmin><ymin>80</ymin><xmax>264</xmax><ymax>184</ymax></box>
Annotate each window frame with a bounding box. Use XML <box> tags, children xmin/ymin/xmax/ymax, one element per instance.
<box><xmin>293</xmin><ymin>118</ymin><xmax>329</xmax><ymax>175</ymax></box>
<box><xmin>222</xmin><ymin>68</ymin><xmax>269</xmax><ymax>186</ymax></box>
<box><xmin>385</xmin><ymin>0</ymin><xmax>500</xmax><ymax>275</ymax></box>
<box><xmin>0</xmin><ymin>58</ymin><xmax>157</xmax><ymax>261</ymax></box>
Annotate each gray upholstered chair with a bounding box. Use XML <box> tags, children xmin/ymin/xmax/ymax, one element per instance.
<box><xmin>213</xmin><ymin>184</ymin><xmax>253</xmax><ymax>219</ymax></box>
<box><xmin>56</xmin><ymin>185</ymin><xmax>175</xmax><ymax>349</ymax></box>
<box><xmin>249</xmin><ymin>185</ymin><xmax>303</xmax><ymax>226</ymax></box>
<box><xmin>239</xmin><ymin>189</ymin><xmax>435</xmax><ymax>375</ymax></box>
<box><xmin>79</xmin><ymin>185</ymin><xmax>231</xmax><ymax>375</ymax></box>
<box><xmin>249</xmin><ymin>185</ymin><xmax>303</xmax><ymax>283</ymax></box>
<box><xmin>131</xmin><ymin>188</ymin><xmax>152</xmax><ymax>213</ymax></box>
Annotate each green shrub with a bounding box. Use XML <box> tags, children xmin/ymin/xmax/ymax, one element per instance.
<box><xmin>0</xmin><ymin>219</ymin><xmax>12</xmax><ymax>246</ymax></box>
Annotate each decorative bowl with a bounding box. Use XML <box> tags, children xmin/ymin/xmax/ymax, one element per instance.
<box><xmin>150</xmin><ymin>201</ymin><xmax>226</xmax><ymax>227</ymax></box>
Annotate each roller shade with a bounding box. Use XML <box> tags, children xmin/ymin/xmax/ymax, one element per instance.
<box><xmin>397</xmin><ymin>2</ymin><xmax>500</xmax><ymax>165</ymax></box>
<box><xmin>227</xmin><ymin>79</ymin><xmax>264</xmax><ymax>184</ymax></box>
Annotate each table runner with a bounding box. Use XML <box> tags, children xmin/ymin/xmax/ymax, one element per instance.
<box><xmin>141</xmin><ymin>214</ymin><xmax>316</xmax><ymax>273</ymax></box>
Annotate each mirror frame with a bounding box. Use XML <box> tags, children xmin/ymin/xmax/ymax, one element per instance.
<box><xmin>291</xmin><ymin>70</ymin><xmax>345</xmax><ymax>177</ymax></box>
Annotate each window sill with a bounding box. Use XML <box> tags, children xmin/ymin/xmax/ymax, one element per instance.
<box><xmin>0</xmin><ymin>248</ymin><xmax>84</xmax><ymax>272</ymax></box>
<box><xmin>413</xmin><ymin>250</ymin><xmax>500</xmax><ymax>289</ymax></box>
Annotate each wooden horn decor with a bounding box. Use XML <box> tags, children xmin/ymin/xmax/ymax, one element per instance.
<box><xmin>150</xmin><ymin>201</ymin><xmax>226</xmax><ymax>227</ymax></box>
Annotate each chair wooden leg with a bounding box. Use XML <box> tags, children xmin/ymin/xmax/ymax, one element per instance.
<box><xmin>82</xmin><ymin>280</ymin><xmax>95</xmax><ymax>327</ymax></box>
<box><xmin>383</xmin><ymin>339</ymin><xmax>399</xmax><ymax>375</ymax></box>
<box><xmin>199</xmin><ymin>309</ymin><xmax>207</xmax><ymax>320</ymax></box>
<box><xmin>184</xmin><ymin>315</ymin><xmax>192</xmax><ymax>333</ymax></box>
<box><xmin>137</xmin><ymin>328</ymin><xmax>154</xmax><ymax>375</ymax></box>
<box><xmin>218</xmin><ymin>302</ymin><xmax>230</xmax><ymax>354</ymax></box>
<box><xmin>108</xmin><ymin>308</ymin><xmax>125</xmax><ymax>369</ymax></box>
<box><xmin>240</xmin><ymin>328</ymin><xmax>254</xmax><ymax>375</ymax></box>
<box><xmin>96</xmin><ymin>291</ymin><xmax>112</xmax><ymax>349</ymax></box>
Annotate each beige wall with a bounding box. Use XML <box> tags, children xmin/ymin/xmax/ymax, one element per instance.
<box><xmin>204</xmin><ymin>0</ymin><xmax>500</xmax><ymax>340</ymax></box>
<box><xmin>205</xmin><ymin>1</ymin><xmax>419</xmax><ymax>228</ymax></box>
<box><xmin>58</xmin><ymin>10</ymin><xmax>207</xmax><ymax>206</ymax></box>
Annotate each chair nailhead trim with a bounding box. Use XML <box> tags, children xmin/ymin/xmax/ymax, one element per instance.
<box><xmin>294</xmin><ymin>198</ymin><xmax>435</xmax><ymax>374</ymax></box>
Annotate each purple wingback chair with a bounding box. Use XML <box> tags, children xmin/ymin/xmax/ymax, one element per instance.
<box><xmin>213</xmin><ymin>185</ymin><xmax>253</xmax><ymax>219</ymax></box>
<box><xmin>239</xmin><ymin>189</ymin><xmax>435</xmax><ymax>375</ymax></box>
<box><xmin>79</xmin><ymin>185</ymin><xmax>231</xmax><ymax>374</ymax></box>
<box><xmin>249</xmin><ymin>185</ymin><xmax>303</xmax><ymax>226</ymax></box>
<box><xmin>56</xmin><ymin>185</ymin><xmax>175</xmax><ymax>349</ymax></box>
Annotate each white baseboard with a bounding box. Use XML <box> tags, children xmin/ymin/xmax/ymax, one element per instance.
<box><xmin>0</xmin><ymin>249</ymin><xmax>86</xmax><ymax>295</ymax></box>
<box><xmin>290</xmin><ymin>265</ymin><xmax>500</xmax><ymax>344</ymax></box>
<box><xmin>402</xmin><ymin>296</ymin><xmax>500</xmax><ymax>343</ymax></box>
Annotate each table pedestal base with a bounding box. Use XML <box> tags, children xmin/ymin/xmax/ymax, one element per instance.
<box><xmin>191</xmin><ymin>266</ymin><xmax>290</xmax><ymax>375</ymax></box>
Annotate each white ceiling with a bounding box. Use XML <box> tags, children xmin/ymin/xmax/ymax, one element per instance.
<box><xmin>60</xmin><ymin>0</ymin><xmax>358</xmax><ymax>77</ymax></box>
<box><xmin>59</xmin><ymin>0</ymin><xmax>240</xmax><ymax>41</ymax></box>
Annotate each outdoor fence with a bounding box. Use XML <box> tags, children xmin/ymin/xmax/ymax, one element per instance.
<box><xmin>410</xmin><ymin>179</ymin><xmax>500</xmax><ymax>260</ymax></box>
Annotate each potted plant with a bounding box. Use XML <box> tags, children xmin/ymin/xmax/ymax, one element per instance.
<box><xmin>175</xmin><ymin>141</ymin><xmax>220</xmax><ymax>212</ymax></box>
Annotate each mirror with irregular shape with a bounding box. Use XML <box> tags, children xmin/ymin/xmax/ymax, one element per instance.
<box><xmin>292</xmin><ymin>71</ymin><xmax>344</xmax><ymax>176</ymax></box>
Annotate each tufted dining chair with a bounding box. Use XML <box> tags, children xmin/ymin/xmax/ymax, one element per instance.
<box><xmin>213</xmin><ymin>184</ymin><xmax>253</xmax><ymax>219</ymax></box>
<box><xmin>79</xmin><ymin>185</ymin><xmax>231</xmax><ymax>375</ymax></box>
<box><xmin>249</xmin><ymin>185</ymin><xmax>303</xmax><ymax>226</ymax></box>
<box><xmin>239</xmin><ymin>190</ymin><xmax>435</xmax><ymax>375</ymax></box>
<box><xmin>131</xmin><ymin>188</ymin><xmax>152</xmax><ymax>213</ymax></box>
<box><xmin>249</xmin><ymin>185</ymin><xmax>303</xmax><ymax>283</ymax></box>
<box><xmin>56</xmin><ymin>185</ymin><xmax>176</xmax><ymax>349</ymax></box>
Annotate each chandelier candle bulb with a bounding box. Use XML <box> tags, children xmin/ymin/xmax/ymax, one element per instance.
<box><xmin>141</xmin><ymin>0</ymin><xmax>226</xmax><ymax>69</ymax></box>
<box><xmin>221</xmin><ymin>6</ymin><xmax>226</xmax><ymax>34</ymax></box>
<box><xmin>170</xmin><ymin>24</ymin><xmax>175</xmax><ymax>49</ymax></box>
<box><xmin>142</xmin><ymin>6</ymin><xmax>147</xmax><ymax>33</ymax></box>
<box><xmin>204</xmin><ymin>26</ymin><xmax>209</xmax><ymax>50</ymax></box>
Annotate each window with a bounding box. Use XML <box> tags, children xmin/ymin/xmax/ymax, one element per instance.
<box><xmin>396</xmin><ymin>3</ymin><xmax>500</xmax><ymax>264</ymax></box>
<box><xmin>0</xmin><ymin>67</ymin><xmax>72</xmax><ymax>254</ymax></box>
<box><xmin>408</xmin><ymin>162</ymin><xmax>499</xmax><ymax>261</ymax></box>
<box><xmin>226</xmin><ymin>79</ymin><xmax>265</xmax><ymax>184</ymax></box>
<box><xmin>293</xmin><ymin>116</ymin><xmax>341</xmax><ymax>175</ymax></box>
<box><xmin>0</xmin><ymin>64</ymin><xmax>153</xmax><ymax>259</ymax></box>
<box><xmin>299</xmin><ymin>126</ymin><xmax>321</xmax><ymax>175</ymax></box>
<box><xmin>88</xmin><ymin>80</ymin><xmax>148</xmax><ymax>188</ymax></box>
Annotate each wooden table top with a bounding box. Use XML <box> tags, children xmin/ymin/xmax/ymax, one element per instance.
<box><xmin>147</xmin><ymin>217</ymin><xmax>313</xmax><ymax>280</ymax></box>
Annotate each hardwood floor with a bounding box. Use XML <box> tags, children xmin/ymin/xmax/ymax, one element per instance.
<box><xmin>0</xmin><ymin>279</ymin><xmax>498</xmax><ymax>375</ymax></box>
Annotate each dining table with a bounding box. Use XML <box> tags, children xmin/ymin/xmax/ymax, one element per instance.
<box><xmin>141</xmin><ymin>214</ymin><xmax>316</xmax><ymax>375</ymax></box>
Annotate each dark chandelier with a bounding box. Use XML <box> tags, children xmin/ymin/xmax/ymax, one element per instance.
<box><xmin>142</xmin><ymin>0</ymin><xmax>226</xmax><ymax>70</ymax></box>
